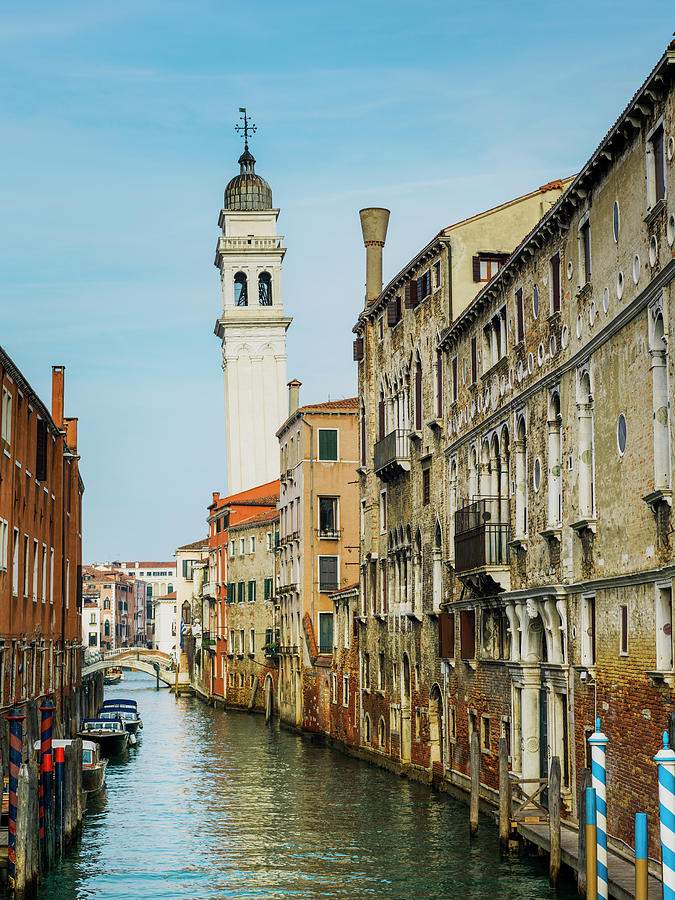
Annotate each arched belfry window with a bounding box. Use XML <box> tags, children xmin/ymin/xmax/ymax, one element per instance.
<box><xmin>234</xmin><ymin>272</ymin><xmax>248</xmax><ymax>306</ymax></box>
<box><xmin>259</xmin><ymin>272</ymin><xmax>272</xmax><ymax>306</ymax></box>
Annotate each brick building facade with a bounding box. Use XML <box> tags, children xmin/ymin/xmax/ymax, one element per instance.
<box><xmin>0</xmin><ymin>354</ymin><xmax>83</xmax><ymax>711</ymax></box>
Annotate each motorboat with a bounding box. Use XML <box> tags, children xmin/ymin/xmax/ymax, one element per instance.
<box><xmin>99</xmin><ymin>707</ymin><xmax>141</xmax><ymax>737</ymax></box>
<box><xmin>81</xmin><ymin>740</ymin><xmax>108</xmax><ymax>793</ymax></box>
<box><xmin>101</xmin><ymin>699</ymin><xmax>143</xmax><ymax>732</ymax></box>
<box><xmin>32</xmin><ymin>739</ymin><xmax>108</xmax><ymax>793</ymax></box>
<box><xmin>103</xmin><ymin>668</ymin><xmax>123</xmax><ymax>685</ymax></box>
<box><xmin>77</xmin><ymin>719</ymin><xmax>129</xmax><ymax>756</ymax></box>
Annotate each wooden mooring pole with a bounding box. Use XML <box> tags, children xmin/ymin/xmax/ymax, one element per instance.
<box><xmin>470</xmin><ymin>730</ymin><xmax>480</xmax><ymax>836</ymax></box>
<box><xmin>498</xmin><ymin>737</ymin><xmax>510</xmax><ymax>852</ymax></box>
<box><xmin>634</xmin><ymin>813</ymin><xmax>648</xmax><ymax>900</ymax></box>
<box><xmin>577</xmin><ymin>767</ymin><xmax>591</xmax><ymax>896</ymax></box>
<box><xmin>549</xmin><ymin>756</ymin><xmax>561</xmax><ymax>888</ymax></box>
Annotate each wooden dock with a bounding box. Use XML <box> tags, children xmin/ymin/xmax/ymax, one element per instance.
<box><xmin>518</xmin><ymin>820</ymin><xmax>662</xmax><ymax>900</ymax></box>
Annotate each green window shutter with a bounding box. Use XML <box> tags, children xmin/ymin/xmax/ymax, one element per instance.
<box><xmin>248</xmin><ymin>580</ymin><xmax>256</xmax><ymax>602</ymax></box>
<box><xmin>319</xmin><ymin>429</ymin><xmax>338</xmax><ymax>461</ymax></box>
<box><xmin>237</xmin><ymin>581</ymin><xmax>244</xmax><ymax>603</ymax></box>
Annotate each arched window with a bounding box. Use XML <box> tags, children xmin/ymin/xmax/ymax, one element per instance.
<box><xmin>577</xmin><ymin>370</ymin><xmax>594</xmax><ymax>519</ymax></box>
<box><xmin>548</xmin><ymin>392</ymin><xmax>562</xmax><ymax>527</ymax></box>
<box><xmin>103</xmin><ymin>597</ymin><xmax>111</xmax><ymax>610</ymax></box>
<box><xmin>650</xmin><ymin>310</ymin><xmax>670</xmax><ymax>492</ymax></box>
<box><xmin>364</xmin><ymin>713</ymin><xmax>371</xmax><ymax>744</ymax></box>
<box><xmin>104</xmin><ymin>620</ymin><xmax>111</xmax><ymax>636</ymax></box>
<box><xmin>415</xmin><ymin>356</ymin><xmax>422</xmax><ymax>430</ymax></box>
<box><xmin>378</xmin><ymin>717</ymin><xmax>386</xmax><ymax>749</ymax></box>
<box><xmin>234</xmin><ymin>272</ymin><xmax>248</xmax><ymax>306</ymax></box>
<box><xmin>258</xmin><ymin>272</ymin><xmax>272</xmax><ymax>306</ymax></box>
<box><xmin>515</xmin><ymin>417</ymin><xmax>528</xmax><ymax>536</ymax></box>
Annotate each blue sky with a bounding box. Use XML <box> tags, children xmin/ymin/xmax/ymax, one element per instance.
<box><xmin>1</xmin><ymin>1</ymin><xmax>672</xmax><ymax>561</ymax></box>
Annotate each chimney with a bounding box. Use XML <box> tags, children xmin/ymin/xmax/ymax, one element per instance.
<box><xmin>288</xmin><ymin>379</ymin><xmax>302</xmax><ymax>416</ymax></box>
<box><xmin>64</xmin><ymin>417</ymin><xmax>78</xmax><ymax>454</ymax></box>
<box><xmin>212</xmin><ymin>491</ymin><xmax>220</xmax><ymax>505</ymax></box>
<box><xmin>359</xmin><ymin>208</ymin><xmax>390</xmax><ymax>305</ymax></box>
<box><xmin>52</xmin><ymin>365</ymin><xmax>65</xmax><ymax>429</ymax></box>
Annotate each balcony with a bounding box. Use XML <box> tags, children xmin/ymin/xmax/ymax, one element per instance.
<box><xmin>202</xmin><ymin>581</ymin><xmax>218</xmax><ymax>601</ymax></box>
<box><xmin>373</xmin><ymin>429</ymin><xmax>410</xmax><ymax>481</ymax></box>
<box><xmin>201</xmin><ymin>630</ymin><xmax>216</xmax><ymax>650</ymax></box>
<box><xmin>454</xmin><ymin>498</ymin><xmax>511</xmax><ymax>593</ymax></box>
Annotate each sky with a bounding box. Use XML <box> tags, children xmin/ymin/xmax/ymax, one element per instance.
<box><xmin>1</xmin><ymin>1</ymin><xmax>672</xmax><ymax>562</ymax></box>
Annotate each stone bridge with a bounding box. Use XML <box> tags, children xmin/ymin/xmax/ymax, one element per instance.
<box><xmin>82</xmin><ymin>649</ymin><xmax>189</xmax><ymax>688</ymax></box>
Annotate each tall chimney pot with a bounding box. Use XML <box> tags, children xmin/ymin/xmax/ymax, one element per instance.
<box><xmin>64</xmin><ymin>417</ymin><xmax>78</xmax><ymax>454</ymax></box>
<box><xmin>359</xmin><ymin>208</ymin><xmax>390</xmax><ymax>305</ymax></box>
<box><xmin>288</xmin><ymin>379</ymin><xmax>302</xmax><ymax>416</ymax></box>
<box><xmin>51</xmin><ymin>365</ymin><xmax>65</xmax><ymax>429</ymax></box>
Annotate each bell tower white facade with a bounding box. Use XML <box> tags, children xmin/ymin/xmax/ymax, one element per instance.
<box><xmin>214</xmin><ymin>133</ymin><xmax>292</xmax><ymax>496</ymax></box>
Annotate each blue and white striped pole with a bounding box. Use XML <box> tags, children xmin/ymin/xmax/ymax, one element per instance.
<box><xmin>654</xmin><ymin>729</ymin><xmax>675</xmax><ymax>899</ymax></box>
<box><xmin>588</xmin><ymin>717</ymin><xmax>609</xmax><ymax>900</ymax></box>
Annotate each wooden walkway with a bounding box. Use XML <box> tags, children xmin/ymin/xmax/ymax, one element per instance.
<box><xmin>518</xmin><ymin>821</ymin><xmax>662</xmax><ymax>900</ymax></box>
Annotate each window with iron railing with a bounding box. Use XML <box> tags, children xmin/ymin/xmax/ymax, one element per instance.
<box><xmin>454</xmin><ymin>497</ymin><xmax>510</xmax><ymax>572</ymax></box>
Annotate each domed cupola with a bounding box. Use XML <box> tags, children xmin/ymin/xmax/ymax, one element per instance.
<box><xmin>224</xmin><ymin>145</ymin><xmax>273</xmax><ymax>211</ymax></box>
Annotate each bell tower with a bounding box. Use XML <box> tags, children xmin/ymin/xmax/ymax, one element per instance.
<box><xmin>214</xmin><ymin>110</ymin><xmax>292</xmax><ymax>495</ymax></box>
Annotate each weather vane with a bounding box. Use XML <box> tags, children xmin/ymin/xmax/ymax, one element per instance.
<box><xmin>235</xmin><ymin>108</ymin><xmax>257</xmax><ymax>149</ymax></box>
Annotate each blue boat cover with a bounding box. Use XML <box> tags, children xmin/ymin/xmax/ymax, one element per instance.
<box><xmin>82</xmin><ymin>718</ymin><xmax>124</xmax><ymax>727</ymax></box>
<box><xmin>101</xmin><ymin>699</ymin><xmax>137</xmax><ymax>709</ymax></box>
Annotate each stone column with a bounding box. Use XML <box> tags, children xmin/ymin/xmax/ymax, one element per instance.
<box><xmin>547</xmin><ymin>419</ymin><xmax>562</xmax><ymax>526</ymax></box>
<box><xmin>577</xmin><ymin>403</ymin><xmax>594</xmax><ymax>519</ymax></box>
<box><xmin>650</xmin><ymin>348</ymin><xmax>670</xmax><ymax>490</ymax></box>
<box><xmin>521</xmin><ymin>665</ymin><xmax>542</xmax><ymax>782</ymax></box>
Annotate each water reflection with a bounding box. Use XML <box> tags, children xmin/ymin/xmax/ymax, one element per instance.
<box><xmin>38</xmin><ymin>673</ymin><xmax>575</xmax><ymax>899</ymax></box>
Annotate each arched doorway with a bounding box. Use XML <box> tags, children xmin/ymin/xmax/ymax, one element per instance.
<box><xmin>429</xmin><ymin>683</ymin><xmax>443</xmax><ymax>768</ymax></box>
<box><xmin>264</xmin><ymin>673</ymin><xmax>274</xmax><ymax>724</ymax></box>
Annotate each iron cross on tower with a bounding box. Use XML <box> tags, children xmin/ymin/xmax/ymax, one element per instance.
<box><xmin>235</xmin><ymin>108</ymin><xmax>257</xmax><ymax>148</ymax></box>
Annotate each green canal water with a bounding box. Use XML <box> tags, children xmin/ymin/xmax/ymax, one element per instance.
<box><xmin>38</xmin><ymin>672</ymin><xmax>576</xmax><ymax>899</ymax></box>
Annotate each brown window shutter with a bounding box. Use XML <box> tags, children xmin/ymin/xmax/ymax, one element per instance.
<box><xmin>387</xmin><ymin>299</ymin><xmax>398</xmax><ymax>326</ymax></box>
<box><xmin>353</xmin><ymin>338</ymin><xmax>364</xmax><ymax>361</ymax></box>
<box><xmin>404</xmin><ymin>283</ymin><xmax>413</xmax><ymax>309</ymax></box>
<box><xmin>472</xmin><ymin>256</ymin><xmax>481</xmax><ymax>281</ymax></box>
<box><xmin>460</xmin><ymin>609</ymin><xmax>475</xmax><ymax>659</ymax></box>
<box><xmin>410</xmin><ymin>279</ymin><xmax>418</xmax><ymax>307</ymax></box>
<box><xmin>439</xmin><ymin>612</ymin><xmax>455</xmax><ymax>658</ymax></box>
<box><xmin>36</xmin><ymin>419</ymin><xmax>47</xmax><ymax>482</ymax></box>
<box><xmin>415</xmin><ymin>362</ymin><xmax>422</xmax><ymax>430</ymax></box>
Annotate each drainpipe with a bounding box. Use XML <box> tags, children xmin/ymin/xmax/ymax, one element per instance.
<box><xmin>299</xmin><ymin>415</ymin><xmax>314</xmax><ymax>624</ymax></box>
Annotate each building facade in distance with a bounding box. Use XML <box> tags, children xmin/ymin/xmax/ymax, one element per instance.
<box><xmin>276</xmin><ymin>387</ymin><xmax>360</xmax><ymax>731</ymax></box>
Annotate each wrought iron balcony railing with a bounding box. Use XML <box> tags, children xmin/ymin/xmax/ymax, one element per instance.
<box><xmin>373</xmin><ymin>429</ymin><xmax>410</xmax><ymax>478</ymax></box>
<box><xmin>454</xmin><ymin>497</ymin><xmax>510</xmax><ymax>573</ymax></box>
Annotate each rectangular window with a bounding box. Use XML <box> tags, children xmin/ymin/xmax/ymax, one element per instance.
<box><xmin>470</xmin><ymin>335</ymin><xmax>477</xmax><ymax>384</ymax></box>
<box><xmin>239</xmin><ymin>630</ymin><xmax>245</xmax><ymax>654</ymax></box>
<box><xmin>319</xmin><ymin>496</ymin><xmax>338</xmax><ymax>537</ymax></box>
<box><xmin>515</xmin><ymin>288</ymin><xmax>524</xmax><ymax>343</ymax></box>
<box><xmin>66</xmin><ymin>559</ymin><xmax>70</xmax><ymax>608</ymax></box>
<box><xmin>449</xmin><ymin>705</ymin><xmax>456</xmax><ymax>740</ymax></box>
<box><xmin>379</xmin><ymin>490</ymin><xmax>387</xmax><ymax>533</ymax></box>
<box><xmin>620</xmin><ymin>604</ymin><xmax>628</xmax><ymax>655</ymax></box>
<box><xmin>230</xmin><ymin>540</ymin><xmax>235</xmax><ymax>556</ymax></box>
<box><xmin>266</xmin><ymin>531</ymin><xmax>272</xmax><ymax>551</ymax></box>
<box><xmin>579</xmin><ymin>218</ymin><xmax>591</xmax><ymax>284</ymax></box>
<box><xmin>248</xmin><ymin>580</ymin><xmax>256</xmax><ymax>602</ymax></box>
<box><xmin>436</xmin><ymin>349</ymin><xmax>443</xmax><ymax>417</ymax></box>
<box><xmin>318</xmin><ymin>556</ymin><xmax>338</xmax><ymax>592</ymax></box>
<box><xmin>433</xmin><ymin>260</ymin><xmax>441</xmax><ymax>288</ymax></box>
<box><xmin>0</xmin><ymin>520</ymin><xmax>7</xmax><ymax>571</ymax></box>
<box><xmin>656</xmin><ymin>585</ymin><xmax>673</xmax><ymax>671</ymax></box>
<box><xmin>12</xmin><ymin>529</ymin><xmax>19</xmax><ymax>595</ymax></box>
<box><xmin>581</xmin><ymin>594</ymin><xmax>596</xmax><ymax>667</ymax></box>
<box><xmin>1</xmin><ymin>388</ymin><xmax>12</xmax><ymax>444</ymax></box>
<box><xmin>230</xmin><ymin>629</ymin><xmax>235</xmax><ymax>651</ymax></box>
<box><xmin>250</xmin><ymin>628</ymin><xmax>255</xmax><ymax>654</ymax></box>
<box><xmin>331</xmin><ymin>673</ymin><xmax>337</xmax><ymax>704</ymax></box>
<box><xmin>318</xmin><ymin>612</ymin><xmax>333</xmax><ymax>654</ymax></box>
<box><xmin>32</xmin><ymin>539</ymin><xmax>38</xmax><ymax>602</ymax></box>
<box><xmin>237</xmin><ymin>581</ymin><xmax>245</xmax><ymax>603</ymax></box>
<box><xmin>378</xmin><ymin>651</ymin><xmax>385</xmax><ymax>690</ymax></box>
<box><xmin>227</xmin><ymin>582</ymin><xmax>235</xmax><ymax>603</ymax></box>
<box><xmin>363</xmin><ymin>652</ymin><xmax>370</xmax><ymax>689</ymax></box>
<box><xmin>343</xmin><ymin>675</ymin><xmax>349</xmax><ymax>707</ymax></box>
<box><xmin>23</xmin><ymin>534</ymin><xmax>29</xmax><ymax>596</ymax></box>
<box><xmin>422</xmin><ymin>468</ymin><xmax>430</xmax><ymax>506</ymax></box>
<box><xmin>240</xmin><ymin>538</ymin><xmax>245</xmax><ymax>555</ymax></box>
<box><xmin>550</xmin><ymin>252</ymin><xmax>561</xmax><ymax>313</ymax></box>
<box><xmin>481</xmin><ymin>716</ymin><xmax>491</xmax><ymax>752</ymax></box>
<box><xmin>460</xmin><ymin>609</ymin><xmax>476</xmax><ymax>660</ymax></box>
<box><xmin>647</xmin><ymin>123</ymin><xmax>666</xmax><ymax>208</ymax></box>
<box><xmin>473</xmin><ymin>256</ymin><xmax>503</xmax><ymax>282</ymax></box>
<box><xmin>264</xmin><ymin>577</ymin><xmax>273</xmax><ymax>601</ymax></box>
<box><xmin>49</xmin><ymin>548</ymin><xmax>54</xmax><ymax>604</ymax></box>
<box><xmin>250</xmin><ymin>536</ymin><xmax>255</xmax><ymax>553</ymax></box>
<box><xmin>318</xmin><ymin>429</ymin><xmax>338</xmax><ymax>461</ymax></box>
<box><xmin>452</xmin><ymin>356</ymin><xmax>458</xmax><ymax>403</ymax></box>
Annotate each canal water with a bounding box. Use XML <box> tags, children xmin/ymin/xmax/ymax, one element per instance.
<box><xmin>38</xmin><ymin>672</ymin><xmax>576</xmax><ymax>899</ymax></box>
